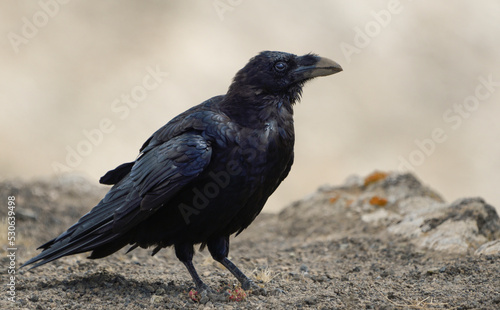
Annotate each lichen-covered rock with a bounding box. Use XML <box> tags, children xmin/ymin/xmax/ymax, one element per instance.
<box><xmin>388</xmin><ymin>197</ymin><xmax>500</xmax><ymax>254</ymax></box>
<box><xmin>279</xmin><ymin>171</ymin><xmax>500</xmax><ymax>255</ymax></box>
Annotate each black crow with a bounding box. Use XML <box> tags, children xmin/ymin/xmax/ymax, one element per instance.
<box><xmin>23</xmin><ymin>51</ymin><xmax>342</xmax><ymax>293</ymax></box>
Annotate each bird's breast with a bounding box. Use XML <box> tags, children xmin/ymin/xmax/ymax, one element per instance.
<box><xmin>209</xmin><ymin>107</ymin><xmax>294</xmax><ymax>179</ymax></box>
<box><xmin>224</xmin><ymin>122</ymin><xmax>293</xmax><ymax>179</ymax></box>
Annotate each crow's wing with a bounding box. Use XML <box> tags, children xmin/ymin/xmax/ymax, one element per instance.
<box><xmin>99</xmin><ymin>161</ymin><xmax>135</xmax><ymax>185</ymax></box>
<box><xmin>98</xmin><ymin>99</ymin><xmax>226</xmax><ymax>186</ymax></box>
<box><xmin>112</xmin><ymin>132</ymin><xmax>213</xmax><ymax>232</ymax></box>
<box><xmin>22</xmin><ymin>132</ymin><xmax>212</xmax><ymax>268</ymax></box>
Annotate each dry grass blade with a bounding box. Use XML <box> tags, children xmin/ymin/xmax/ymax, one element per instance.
<box><xmin>375</xmin><ymin>288</ymin><xmax>458</xmax><ymax>309</ymax></box>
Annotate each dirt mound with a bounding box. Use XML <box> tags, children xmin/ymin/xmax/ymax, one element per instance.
<box><xmin>1</xmin><ymin>172</ymin><xmax>500</xmax><ymax>309</ymax></box>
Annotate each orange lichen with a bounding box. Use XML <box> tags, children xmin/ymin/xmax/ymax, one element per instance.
<box><xmin>329</xmin><ymin>195</ymin><xmax>340</xmax><ymax>204</ymax></box>
<box><xmin>364</xmin><ymin>171</ymin><xmax>389</xmax><ymax>187</ymax></box>
<box><xmin>369</xmin><ymin>196</ymin><xmax>388</xmax><ymax>206</ymax></box>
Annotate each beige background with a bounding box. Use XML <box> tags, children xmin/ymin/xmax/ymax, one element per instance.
<box><xmin>1</xmin><ymin>1</ymin><xmax>499</xmax><ymax>213</ymax></box>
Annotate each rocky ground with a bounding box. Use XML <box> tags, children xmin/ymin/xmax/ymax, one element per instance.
<box><xmin>1</xmin><ymin>172</ymin><xmax>500</xmax><ymax>309</ymax></box>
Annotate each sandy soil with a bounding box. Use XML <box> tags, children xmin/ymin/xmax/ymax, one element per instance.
<box><xmin>1</xmin><ymin>176</ymin><xmax>499</xmax><ymax>309</ymax></box>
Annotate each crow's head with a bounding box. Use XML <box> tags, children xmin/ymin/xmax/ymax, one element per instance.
<box><xmin>228</xmin><ymin>51</ymin><xmax>342</xmax><ymax>102</ymax></box>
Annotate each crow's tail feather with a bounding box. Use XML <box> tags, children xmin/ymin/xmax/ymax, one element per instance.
<box><xmin>22</xmin><ymin>178</ymin><xmax>140</xmax><ymax>269</ymax></box>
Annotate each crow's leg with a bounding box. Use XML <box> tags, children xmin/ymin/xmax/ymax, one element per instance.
<box><xmin>175</xmin><ymin>243</ymin><xmax>211</xmax><ymax>292</ymax></box>
<box><xmin>207</xmin><ymin>236</ymin><xmax>256</xmax><ymax>290</ymax></box>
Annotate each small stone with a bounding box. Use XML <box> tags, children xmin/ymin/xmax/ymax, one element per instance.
<box><xmin>311</xmin><ymin>275</ymin><xmax>328</xmax><ymax>283</ymax></box>
<box><xmin>202</xmin><ymin>271</ymin><xmax>211</xmax><ymax>277</ymax></box>
<box><xmin>426</xmin><ymin>267</ymin><xmax>442</xmax><ymax>275</ymax></box>
<box><xmin>272</xmin><ymin>288</ymin><xmax>285</xmax><ymax>295</ymax></box>
<box><xmin>17</xmin><ymin>208</ymin><xmax>38</xmax><ymax>220</ymax></box>
<box><xmin>156</xmin><ymin>288</ymin><xmax>166</xmax><ymax>295</ymax></box>
<box><xmin>150</xmin><ymin>295</ymin><xmax>163</xmax><ymax>304</ymax></box>
<box><xmin>289</xmin><ymin>272</ymin><xmax>301</xmax><ymax>281</ymax></box>
<box><xmin>300</xmin><ymin>264</ymin><xmax>309</xmax><ymax>273</ymax></box>
<box><xmin>304</xmin><ymin>296</ymin><xmax>318</xmax><ymax>305</ymax></box>
<box><xmin>199</xmin><ymin>293</ymin><xmax>210</xmax><ymax>304</ymax></box>
<box><xmin>29</xmin><ymin>295</ymin><xmax>39</xmax><ymax>302</ymax></box>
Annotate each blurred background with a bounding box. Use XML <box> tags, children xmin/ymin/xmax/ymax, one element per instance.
<box><xmin>1</xmin><ymin>0</ymin><xmax>499</xmax><ymax>213</ymax></box>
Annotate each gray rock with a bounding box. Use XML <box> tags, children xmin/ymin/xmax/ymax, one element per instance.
<box><xmin>278</xmin><ymin>171</ymin><xmax>500</xmax><ymax>255</ymax></box>
<box><xmin>475</xmin><ymin>239</ymin><xmax>500</xmax><ymax>256</ymax></box>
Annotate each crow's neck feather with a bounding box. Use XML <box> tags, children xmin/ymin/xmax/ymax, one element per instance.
<box><xmin>220</xmin><ymin>88</ymin><xmax>298</xmax><ymax>128</ymax></box>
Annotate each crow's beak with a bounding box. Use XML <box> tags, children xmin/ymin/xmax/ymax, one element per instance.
<box><xmin>293</xmin><ymin>55</ymin><xmax>343</xmax><ymax>82</ymax></box>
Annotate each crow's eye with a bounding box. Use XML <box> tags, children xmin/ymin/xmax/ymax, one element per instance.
<box><xmin>274</xmin><ymin>61</ymin><xmax>287</xmax><ymax>72</ymax></box>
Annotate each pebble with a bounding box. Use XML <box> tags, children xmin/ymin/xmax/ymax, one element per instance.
<box><xmin>304</xmin><ymin>296</ymin><xmax>318</xmax><ymax>305</ymax></box>
<box><xmin>299</xmin><ymin>264</ymin><xmax>309</xmax><ymax>273</ymax></box>
<box><xmin>29</xmin><ymin>295</ymin><xmax>39</xmax><ymax>302</ymax></box>
<box><xmin>426</xmin><ymin>267</ymin><xmax>446</xmax><ymax>275</ymax></box>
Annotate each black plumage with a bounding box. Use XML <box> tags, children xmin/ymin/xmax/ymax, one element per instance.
<box><xmin>23</xmin><ymin>51</ymin><xmax>342</xmax><ymax>291</ymax></box>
